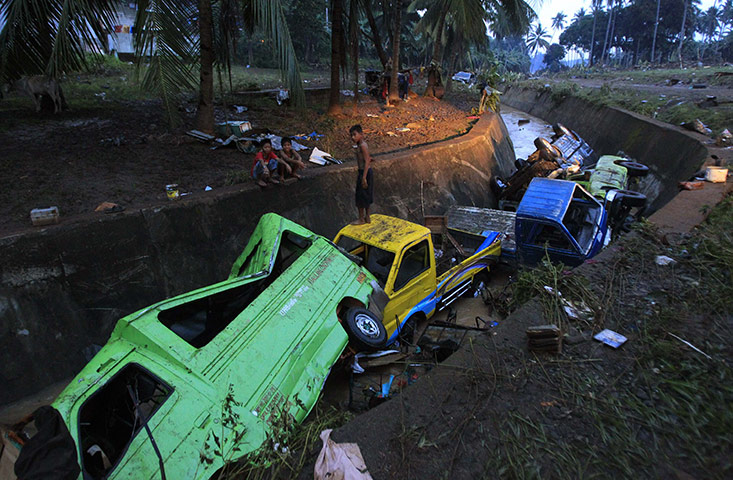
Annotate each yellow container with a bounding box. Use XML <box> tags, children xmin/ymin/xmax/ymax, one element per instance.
<box><xmin>166</xmin><ymin>184</ymin><xmax>180</xmax><ymax>200</ymax></box>
<box><xmin>705</xmin><ymin>166</ymin><xmax>728</xmax><ymax>183</ymax></box>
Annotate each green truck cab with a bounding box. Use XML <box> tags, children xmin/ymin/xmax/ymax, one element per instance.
<box><xmin>334</xmin><ymin>214</ymin><xmax>501</xmax><ymax>345</ymax></box>
<box><xmin>14</xmin><ymin>214</ymin><xmax>381</xmax><ymax>480</ymax></box>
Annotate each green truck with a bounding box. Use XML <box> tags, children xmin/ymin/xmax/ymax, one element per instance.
<box><xmin>10</xmin><ymin>214</ymin><xmax>382</xmax><ymax>480</ymax></box>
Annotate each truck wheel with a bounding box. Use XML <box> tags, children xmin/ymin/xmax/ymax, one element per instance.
<box><xmin>397</xmin><ymin>317</ymin><xmax>416</xmax><ymax>345</ymax></box>
<box><xmin>614</xmin><ymin>160</ymin><xmax>649</xmax><ymax>177</ymax></box>
<box><xmin>615</xmin><ymin>189</ymin><xmax>647</xmax><ymax>207</ymax></box>
<box><xmin>515</xmin><ymin>158</ymin><xmax>527</xmax><ymax>170</ymax></box>
<box><xmin>490</xmin><ymin>176</ymin><xmax>507</xmax><ymax>197</ymax></box>
<box><xmin>552</xmin><ymin>123</ymin><xmax>579</xmax><ymax>141</ymax></box>
<box><xmin>344</xmin><ymin>307</ymin><xmax>387</xmax><ymax>351</ymax></box>
<box><xmin>534</xmin><ymin>137</ymin><xmax>562</xmax><ymax>161</ymax></box>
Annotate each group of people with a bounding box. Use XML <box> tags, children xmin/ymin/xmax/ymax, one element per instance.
<box><xmin>251</xmin><ymin>125</ymin><xmax>374</xmax><ymax>225</ymax></box>
<box><xmin>251</xmin><ymin>137</ymin><xmax>306</xmax><ymax>187</ymax></box>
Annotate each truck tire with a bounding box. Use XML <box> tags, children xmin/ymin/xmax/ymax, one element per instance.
<box><xmin>397</xmin><ymin>316</ymin><xmax>416</xmax><ymax>345</ymax></box>
<box><xmin>614</xmin><ymin>160</ymin><xmax>649</xmax><ymax>177</ymax></box>
<box><xmin>552</xmin><ymin>123</ymin><xmax>579</xmax><ymax>141</ymax></box>
<box><xmin>490</xmin><ymin>176</ymin><xmax>507</xmax><ymax>197</ymax></box>
<box><xmin>615</xmin><ymin>189</ymin><xmax>647</xmax><ymax>207</ymax></box>
<box><xmin>344</xmin><ymin>307</ymin><xmax>387</xmax><ymax>351</ymax></box>
<box><xmin>534</xmin><ymin>137</ymin><xmax>562</xmax><ymax>161</ymax></box>
<box><xmin>515</xmin><ymin>158</ymin><xmax>527</xmax><ymax>170</ymax></box>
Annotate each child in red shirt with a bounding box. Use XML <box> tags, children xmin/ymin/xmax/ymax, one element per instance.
<box><xmin>252</xmin><ymin>138</ymin><xmax>287</xmax><ymax>187</ymax></box>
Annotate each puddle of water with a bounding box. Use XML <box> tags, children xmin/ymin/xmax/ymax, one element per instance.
<box><xmin>501</xmin><ymin>106</ymin><xmax>555</xmax><ymax>161</ymax></box>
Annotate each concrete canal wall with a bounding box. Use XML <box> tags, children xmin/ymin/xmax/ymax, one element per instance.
<box><xmin>501</xmin><ymin>85</ymin><xmax>711</xmax><ymax>212</ymax></box>
<box><xmin>0</xmin><ymin>112</ymin><xmax>516</xmax><ymax>405</ymax></box>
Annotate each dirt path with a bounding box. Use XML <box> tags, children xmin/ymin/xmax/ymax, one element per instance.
<box><xmin>0</xmin><ymin>86</ymin><xmax>482</xmax><ymax>236</ymax></box>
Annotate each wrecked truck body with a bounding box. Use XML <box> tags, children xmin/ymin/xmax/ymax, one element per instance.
<box><xmin>334</xmin><ymin>215</ymin><xmax>501</xmax><ymax>345</ymax></box>
<box><xmin>449</xmin><ymin>178</ymin><xmax>610</xmax><ymax>267</ymax></box>
<box><xmin>16</xmin><ymin>214</ymin><xmax>381</xmax><ymax>480</ymax></box>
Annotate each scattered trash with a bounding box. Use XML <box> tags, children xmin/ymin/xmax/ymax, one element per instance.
<box><xmin>593</xmin><ymin>329</ymin><xmax>627</xmax><ymax>348</ymax></box>
<box><xmin>466</xmin><ymin>115</ymin><xmax>480</xmax><ymax>120</ymax></box>
<box><xmin>691</xmin><ymin>83</ymin><xmax>707</xmax><ymax>89</ymax></box>
<box><xmin>666</xmin><ymin>78</ymin><xmax>680</xmax><ymax>85</ymax></box>
<box><xmin>232</xmin><ymin>105</ymin><xmax>248</xmax><ymax>113</ymax></box>
<box><xmin>276</xmin><ymin>89</ymin><xmax>289</xmax><ymax>105</ymax></box>
<box><xmin>17</xmin><ymin>328</ymin><xmax>29</xmax><ymax>336</ymax></box>
<box><xmin>292</xmin><ymin>131</ymin><xmax>325</xmax><ymax>141</ymax></box>
<box><xmin>366</xmin><ymin>113</ymin><xmax>380</xmax><ymax>118</ymax></box>
<box><xmin>205</xmin><ymin>185</ymin><xmax>213</xmax><ymax>191</ymax></box>
<box><xmin>406</xmin><ymin>122</ymin><xmax>421</xmax><ymax>129</ymax></box>
<box><xmin>526</xmin><ymin>325</ymin><xmax>562</xmax><ymax>353</ymax></box>
<box><xmin>540</xmin><ymin>400</ymin><xmax>559</xmax><ymax>407</ymax></box>
<box><xmin>340</xmin><ymin>89</ymin><xmax>355</xmax><ymax>96</ymax></box>
<box><xmin>94</xmin><ymin>202</ymin><xmax>124</xmax><ymax>214</ymax></box>
<box><xmin>215</xmin><ymin>120</ymin><xmax>252</xmax><ymax>138</ymax></box>
<box><xmin>314</xmin><ymin>429</ymin><xmax>373</xmax><ymax>480</ymax></box>
<box><xmin>655</xmin><ymin>255</ymin><xmax>676</xmax><ymax>266</ymax></box>
<box><xmin>667</xmin><ymin>332</ymin><xmax>712</xmax><ymax>360</ymax></box>
<box><xmin>396</xmin><ymin>127</ymin><xmax>410</xmax><ymax>132</ymax></box>
<box><xmin>681</xmin><ymin>119</ymin><xmax>713</xmax><ymax>136</ymax></box>
<box><xmin>30</xmin><ymin>206</ymin><xmax>59</xmax><ymax>226</ymax></box>
<box><xmin>94</xmin><ymin>92</ymin><xmax>106</xmax><ymax>100</ymax></box>
<box><xmin>716</xmin><ymin>128</ymin><xmax>732</xmax><ymax>147</ymax></box>
<box><xmin>186</xmin><ymin>130</ymin><xmax>216</xmax><ymax>142</ymax></box>
<box><xmin>351</xmin><ymin>349</ymin><xmax>402</xmax><ymax>374</ymax></box>
<box><xmin>309</xmin><ymin>147</ymin><xmax>341</xmax><ymax>166</ymax></box>
<box><xmin>429</xmin><ymin>115</ymin><xmax>435</xmax><ymax>121</ymax></box>
<box><xmin>518</xmin><ymin>118</ymin><xmax>530</xmax><ymax>126</ymax></box>
<box><xmin>641</xmin><ymin>100</ymin><xmax>648</xmax><ymax>104</ymax></box>
<box><xmin>543</xmin><ymin>286</ymin><xmax>593</xmax><ymax>322</ymax></box>
<box><xmin>166</xmin><ymin>184</ymin><xmax>180</xmax><ymax>200</ymax></box>
<box><xmin>678</xmin><ymin>181</ymin><xmax>705</xmax><ymax>190</ymax></box>
<box><xmin>386</xmin><ymin>131</ymin><xmax>397</xmax><ymax>137</ymax></box>
<box><xmin>705</xmin><ymin>166</ymin><xmax>729</xmax><ymax>183</ymax></box>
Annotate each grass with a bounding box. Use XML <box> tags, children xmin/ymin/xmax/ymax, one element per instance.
<box><xmin>486</xmin><ymin>195</ymin><xmax>733</xmax><ymax>478</ymax></box>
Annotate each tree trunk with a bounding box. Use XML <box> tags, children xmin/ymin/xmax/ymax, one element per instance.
<box><xmin>677</xmin><ymin>0</ymin><xmax>689</xmax><ymax>66</ymax></box>
<box><xmin>590</xmin><ymin>7</ymin><xmax>598</xmax><ymax>66</ymax></box>
<box><xmin>350</xmin><ymin>0</ymin><xmax>360</xmax><ymax>113</ymax></box>
<box><xmin>388</xmin><ymin>0</ymin><xmax>401</xmax><ymax>103</ymax></box>
<box><xmin>445</xmin><ymin>31</ymin><xmax>462</xmax><ymax>94</ymax></box>
<box><xmin>651</xmin><ymin>0</ymin><xmax>661</xmax><ymax>63</ymax></box>
<box><xmin>425</xmin><ymin>1</ymin><xmax>449</xmax><ymax>96</ymax></box>
<box><xmin>601</xmin><ymin>2</ymin><xmax>613</xmax><ymax>64</ymax></box>
<box><xmin>364</xmin><ymin>0</ymin><xmax>389</xmax><ymax>67</ymax></box>
<box><xmin>607</xmin><ymin>5</ymin><xmax>617</xmax><ymax>64</ymax></box>
<box><xmin>196</xmin><ymin>0</ymin><xmax>215</xmax><ymax>134</ymax></box>
<box><xmin>328</xmin><ymin>0</ymin><xmax>344</xmax><ymax>115</ymax></box>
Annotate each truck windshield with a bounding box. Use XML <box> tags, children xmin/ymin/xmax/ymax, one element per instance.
<box><xmin>562</xmin><ymin>188</ymin><xmax>602</xmax><ymax>254</ymax></box>
<box><xmin>336</xmin><ymin>236</ymin><xmax>395</xmax><ymax>286</ymax></box>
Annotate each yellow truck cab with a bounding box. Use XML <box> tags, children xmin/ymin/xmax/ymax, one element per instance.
<box><xmin>334</xmin><ymin>214</ymin><xmax>501</xmax><ymax>345</ymax></box>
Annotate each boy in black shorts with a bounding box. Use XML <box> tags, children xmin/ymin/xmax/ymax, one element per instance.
<box><xmin>349</xmin><ymin>124</ymin><xmax>373</xmax><ymax>224</ymax></box>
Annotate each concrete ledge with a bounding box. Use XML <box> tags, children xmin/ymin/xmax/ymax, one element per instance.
<box><xmin>0</xmin><ymin>112</ymin><xmax>515</xmax><ymax>405</ymax></box>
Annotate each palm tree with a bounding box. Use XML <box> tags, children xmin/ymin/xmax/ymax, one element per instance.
<box><xmin>551</xmin><ymin>11</ymin><xmax>566</xmax><ymax>32</ymax></box>
<box><xmin>651</xmin><ymin>0</ymin><xmax>661</xmax><ymax>63</ymax></box>
<box><xmin>388</xmin><ymin>0</ymin><xmax>402</xmax><ymax>103</ymax></box>
<box><xmin>0</xmin><ymin>0</ymin><xmax>305</xmax><ymax>133</ymax></box>
<box><xmin>589</xmin><ymin>0</ymin><xmax>603</xmax><ymax>66</ymax></box>
<box><xmin>526</xmin><ymin>22</ymin><xmax>550</xmax><ymax>54</ymax></box>
<box><xmin>327</xmin><ymin>0</ymin><xmax>345</xmax><ymax>114</ymax></box>
<box><xmin>573</xmin><ymin>8</ymin><xmax>587</xmax><ymax>22</ymax></box>
<box><xmin>415</xmin><ymin>0</ymin><xmax>536</xmax><ymax>96</ymax></box>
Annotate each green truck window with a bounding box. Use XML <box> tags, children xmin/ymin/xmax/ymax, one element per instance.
<box><xmin>394</xmin><ymin>241</ymin><xmax>430</xmax><ymax>291</ymax></box>
<box><xmin>78</xmin><ymin>364</ymin><xmax>172</xmax><ymax>479</ymax></box>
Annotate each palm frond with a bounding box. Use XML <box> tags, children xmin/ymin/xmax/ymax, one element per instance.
<box><xmin>0</xmin><ymin>0</ymin><xmax>117</xmax><ymax>83</ymax></box>
<box><xmin>133</xmin><ymin>0</ymin><xmax>199</xmax><ymax>127</ymax></box>
<box><xmin>244</xmin><ymin>0</ymin><xmax>305</xmax><ymax>108</ymax></box>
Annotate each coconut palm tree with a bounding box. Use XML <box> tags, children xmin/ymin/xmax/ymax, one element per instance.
<box><xmin>551</xmin><ymin>11</ymin><xmax>566</xmax><ymax>32</ymax></box>
<box><xmin>589</xmin><ymin>0</ymin><xmax>603</xmax><ymax>66</ymax></box>
<box><xmin>0</xmin><ymin>0</ymin><xmax>305</xmax><ymax>133</ymax></box>
<box><xmin>414</xmin><ymin>0</ymin><xmax>536</xmax><ymax>96</ymax></box>
<box><xmin>651</xmin><ymin>0</ymin><xmax>661</xmax><ymax>62</ymax></box>
<box><xmin>573</xmin><ymin>7</ymin><xmax>587</xmax><ymax>22</ymax></box>
<box><xmin>526</xmin><ymin>22</ymin><xmax>551</xmax><ymax>54</ymax></box>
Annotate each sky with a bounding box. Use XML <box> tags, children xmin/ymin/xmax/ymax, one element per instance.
<box><xmin>536</xmin><ymin>0</ymin><xmax>719</xmax><ymax>44</ymax></box>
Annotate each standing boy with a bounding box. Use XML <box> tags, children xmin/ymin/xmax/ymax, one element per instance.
<box><xmin>349</xmin><ymin>124</ymin><xmax>373</xmax><ymax>224</ymax></box>
<box><xmin>251</xmin><ymin>138</ymin><xmax>287</xmax><ymax>187</ymax></box>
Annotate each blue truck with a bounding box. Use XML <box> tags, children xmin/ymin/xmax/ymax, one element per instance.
<box><xmin>443</xmin><ymin>178</ymin><xmax>618</xmax><ymax>267</ymax></box>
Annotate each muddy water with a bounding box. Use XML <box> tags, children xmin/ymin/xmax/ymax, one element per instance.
<box><xmin>501</xmin><ymin>106</ymin><xmax>555</xmax><ymax>161</ymax></box>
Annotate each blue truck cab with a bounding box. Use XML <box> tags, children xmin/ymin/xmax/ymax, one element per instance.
<box><xmin>446</xmin><ymin>178</ymin><xmax>610</xmax><ymax>267</ymax></box>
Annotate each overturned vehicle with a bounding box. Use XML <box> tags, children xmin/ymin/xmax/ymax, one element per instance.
<box><xmin>8</xmin><ymin>214</ymin><xmax>386</xmax><ymax>480</ymax></box>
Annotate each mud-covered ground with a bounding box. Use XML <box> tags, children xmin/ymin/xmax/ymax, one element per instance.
<box><xmin>0</xmin><ymin>70</ymin><xmax>480</xmax><ymax>236</ymax></box>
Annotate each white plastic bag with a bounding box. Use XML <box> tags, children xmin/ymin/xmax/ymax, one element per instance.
<box><xmin>314</xmin><ymin>429</ymin><xmax>372</xmax><ymax>480</ymax></box>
